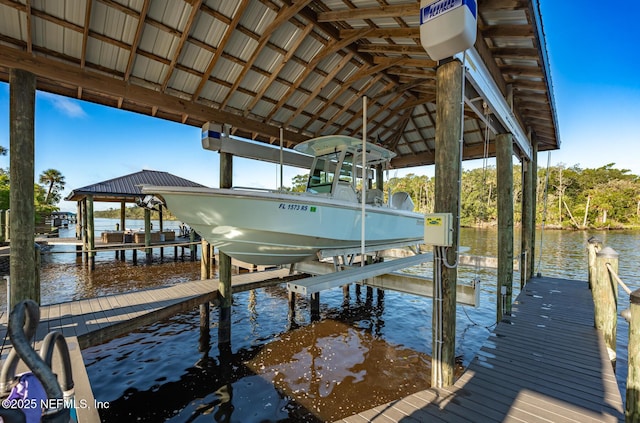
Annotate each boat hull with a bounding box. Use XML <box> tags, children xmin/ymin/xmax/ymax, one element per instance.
<box><xmin>145</xmin><ymin>187</ymin><xmax>424</xmax><ymax>265</ymax></box>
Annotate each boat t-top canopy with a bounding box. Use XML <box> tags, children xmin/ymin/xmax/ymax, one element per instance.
<box><xmin>293</xmin><ymin>135</ymin><xmax>396</xmax><ymax>165</ymax></box>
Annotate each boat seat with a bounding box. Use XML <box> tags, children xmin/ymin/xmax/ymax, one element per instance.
<box><xmin>391</xmin><ymin>191</ymin><xmax>415</xmax><ymax>211</ymax></box>
<box><xmin>363</xmin><ymin>188</ymin><xmax>384</xmax><ymax>205</ymax></box>
<box><xmin>333</xmin><ymin>182</ymin><xmax>358</xmax><ymax>203</ymax></box>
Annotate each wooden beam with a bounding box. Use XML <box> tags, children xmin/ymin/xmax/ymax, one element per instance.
<box><xmin>340</xmin><ymin>27</ymin><xmax>419</xmax><ymax>39</ymax></box>
<box><xmin>343</xmin><ymin>57</ymin><xmax>403</xmax><ymax>86</ymax></box>
<box><xmin>124</xmin><ymin>0</ymin><xmax>149</xmax><ymax>81</ymax></box>
<box><xmin>317</xmin><ymin>3</ymin><xmax>417</xmax><ymax>22</ymax></box>
<box><xmin>161</xmin><ymin>0</ymin><xmax>202</xmax><ymax>91</ymax></box>
<box><xmin>482</xmin><ymin>25</ymin><xmax>534</xmax><ymax>38</ymax></box>
<box><xmin>491</xmin><ymin>47</ymin><xmax>539</xmax><ymax>59</ymax></box>
<box><xmin>357</xmin><ymin>44</ymin><xmax>425</xmax><ymax>54</ymax></box>
<box><xmin>284</xmin><ymin>52</ymin><xmax>354</xmax><ymax>127</ymax></box>
<box><xmin>0</xmin><ymin>44</ymin><xmax>307</xmax><ymax>144</ymax></box>
<box><xmin>193</xmin><ymin>1</ymin><xmax>249</xmax><ymax>101</ymax></box>
<box><xmin>245</xmin><ymin>23</ymin><xmax>313</xmax><ymax>115</ymax></box>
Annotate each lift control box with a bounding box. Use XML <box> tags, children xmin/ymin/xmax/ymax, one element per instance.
<box><xmin>424</xmin><ymin>213</ymin><xmax>453</xmax><ymax>247</ymax></box>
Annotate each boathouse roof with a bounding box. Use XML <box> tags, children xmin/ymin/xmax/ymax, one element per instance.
<box><xmin>65</xmin><ymin>169</ymin><xmax>206</xmax><ymax>203</ymax></box>
<box><xmin>0</xmin><ymin>0</ymin><xmax>558</xmax><ymax>168</ymax></box>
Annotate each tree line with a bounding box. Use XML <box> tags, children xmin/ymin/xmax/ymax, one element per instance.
<box><xmin>291</xmin><ymin>162</ymin><xmax>640</xmax><ymax>229</ymax></box>
<box><xmin>384</xmin><ymin>163</ymin><xmax>640</xmax><ymax>229</ymax></box>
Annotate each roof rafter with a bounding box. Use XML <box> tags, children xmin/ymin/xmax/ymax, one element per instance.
<box><xmin>317</xmin><ymin>3</ymin><xmax>416</xmax><ymax>22</ymax></box>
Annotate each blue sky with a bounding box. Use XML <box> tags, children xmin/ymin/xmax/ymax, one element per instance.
<box><xmin>1</xmin><ymin>0</ymin><xmax>638</xmax><ymax>212</ymax></box>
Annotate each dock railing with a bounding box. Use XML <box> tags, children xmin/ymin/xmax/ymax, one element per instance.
<box><xmin>587</xmin><ymin>237</ymin><xmax>639</xmax><ymax>423</ymax></box>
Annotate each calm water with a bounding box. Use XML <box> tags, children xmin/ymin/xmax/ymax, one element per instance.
<box><xmin>2</xmin><ymin>221</ymin><xmax>639</xmax><ymax>422</ymax></box>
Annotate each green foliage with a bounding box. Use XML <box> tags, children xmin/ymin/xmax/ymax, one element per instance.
<box><xmin>38</xmin><ymin>168</ymin><xmax>66</xmax><ymax>205</ymax></box>
<box><xmin>290</xmin><ymin>174</ymin><xmax>308</xmax><ymax>192</ymax></box>
<box><xmin>94</xmin><ymin>205</ymin><xmax>178</xmax><ymax>220</ymax></box>
<box><xmin>538</xmin><ymin>163</ymin><xmax>640</xmax><ymax>228</ymax></box>
<box><xmin>288</xmin><ymin>162</ymin><xmax>640</xmax><ymax>229</ymax></box>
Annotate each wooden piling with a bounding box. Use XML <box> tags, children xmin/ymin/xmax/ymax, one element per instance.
<box><xmin>310</xmin><ymin>292</ymin><xmax>320</xmax><ymax>321</ymax></box>
<box><xmin>189</xmin><ymin>229</ymin><xmax>196</xmax><ymax>261</ymax></box>
<box><xmin>76</xmin><ymin>201</ymin><xmax>82</xmax><ymax>240</ymax></box>
<box><xmin>587</xmin><ymin>236</ymin><xmax>602</xmax><ymax>290</ymax></box>
<box><xmin>218</xmin><ymin>151</ymin><xmax>233</xmax><ymax>345</ymax></box>
<box><xmin>120</xmin><ymin>201</ymin><xmax>126</xmax><ymax>258</ymax></box>
<box><xmin>86</xmin><ymin>195</ymin><xmax>95</xmax><ymax>270</ymax></box>
<box><xmin>9</xmin><ymin>68</ymin><xmax>38</xmax><ymax>305</ymax></box>
<box><xmin>433</xmin><ymin>58</ymin><xmax>462</xmax><ymax>388</ymax></box>
<box><xmin>529</xmin><ymin>140</ymin><xmax>538</xmax><ymax>278</ymax></box>
<box><xmin>626</xmin><ymin>288</ymin><xmax>640</xmax><ymax>422</ymax></box>
<box><xmin>0</xmin><ymin>210</ymin><xmax>5</xmax><ymax>243</ymax></box>
<box><xmin>594</xmin><ymin>246</ymin><xmax>619</xmax><ymax>367</ymax></box>
<box><xmin>201</xmin><ymin>239</ymin><xmax>211</xmax><ymax>279</ymax></box>
<box><xmin>144</xmin><ymin>208</ymin><xmax>151</xmax><ymax>262</ymax></box>
<box><xmin>288</xmin><ymin>291</ymin><xmax>296</xmax><ymax>315</ymax></box>
<box><xmin>496</xmin><ymin>133</ymin><xmax>514</xmax><ymax>321</ymax></box>
<box><xmin>520</xmin><ymin>158</ymin><xmax>533</xmax><ymax>288</ymax></box>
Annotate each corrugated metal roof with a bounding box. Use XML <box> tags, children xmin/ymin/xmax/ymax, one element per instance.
<box><xmin>65</xmin><ymin>169</ymin><xmax>206</xmax><ymax>202</ymax></box>
<box><xmin>0</xmin><ymin>0</ymin><xmax>559</xmax><ymax>167</ymax></box>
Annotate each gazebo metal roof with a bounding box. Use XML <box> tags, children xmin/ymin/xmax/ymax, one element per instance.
<box><xmin>65</xmin><ymin>169</ymin><xmax>206</xmax><ymax>202</ymax></box>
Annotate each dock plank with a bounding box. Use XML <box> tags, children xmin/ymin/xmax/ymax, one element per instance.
<box><xmin>342</xmin><ymin>276</ymin><xmax>625</xmax><ymax>423</ymax></box>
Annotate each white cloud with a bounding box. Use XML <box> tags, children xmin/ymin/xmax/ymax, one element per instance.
<box><xmin>40</xmin><ymin>92</ymin><xmax>87</xmax><ymax>118</ymax></box>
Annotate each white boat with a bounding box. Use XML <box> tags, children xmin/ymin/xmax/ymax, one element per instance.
<box><xmin>143</xmin><ymin>135</ymin><xmax>424</xmax><ymax>265</ymax></box>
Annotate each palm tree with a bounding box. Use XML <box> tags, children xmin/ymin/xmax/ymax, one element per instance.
<box><xmin>38</xmin><ymin>169</ymin><xmax>65</xmax><ymax>204</ymax></box>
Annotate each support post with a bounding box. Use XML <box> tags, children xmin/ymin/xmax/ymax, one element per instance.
<box><xmin>310</xmin><ymin>292</ymin><xmax>320</xmax><ymax>321</ymax></box>
<box><xmin>144</xmin><ymin>208</ymin><xmax>151</xmax><ymax>263</ymax></box>
<box><xmin>219</xmin><ymin>151</ymin><xmax>233</xmax><ymax>345</ymax></box>
<box><xmin>529</xmin><ymin>140</ymin><xmax>538</xmax><ymax>278</ymax></box>
<box><xmin>520</xmin><ymin>157</ymin><xmax>533</xmax><ymax>288</ymax></box>
<box><xmin>201</xmin><ymin>239</ymin><xmax>210</xmax><ymax>280</ymax></box>
<box><xmin>594</xmin><ymin>246</ymin><xmax>618</xmax><ymax>368</ymax></box>
<box><xmin>9</xmin><ymin>69</ymin><xmax>37</xmax><ymax>305</ymax></box>
<box><xmin>496</xmin><ymin>133</ymin><xmax>514</xmax><ymax>321</ymax></box>
<box><xmin>159</xmin><ymin>205</ymin><xmax>164</xmax><ymax>259</ymax></box>
<box><xmin>432</xmin><ymin>59</ymin><xmax>462</xmax><ymax>388</ymax></box>
<box><xmin>0</xmin><ymin>210</ymin><xmax>5</xmax><ymax>243</ymax></box>
<box><xmin>76</xmin><ymin>201</ymin><xmax>82</xmax><ymax>240</ymax></box>
<box><xmin>120</xmin><ymin>200</ymin><xmax>126</xmax><ymax>258</ymax></box>
<box><xmin>626</xmin><ymin>288</ymin><xmax>640</xmax><ymax>422</ymax></box>
<box><xmin>86</xmin><ymin>195</ymin><xmax>95</xmax><ymax>271</ymax></box>
<box><xmin>587</xmin><ymin>236</ymin><xmax>602</xmax><ymax>290</ymax></box>
<box><xmin>81</xmin><ymin>198</ymin><xmax>88</xmax><ymax>261</ymax></box>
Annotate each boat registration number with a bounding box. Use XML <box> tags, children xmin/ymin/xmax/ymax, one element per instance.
<box><xmin>278</xmin><ymin>203</ymin><xmax>316</xmax><ymax>212</ymax></box>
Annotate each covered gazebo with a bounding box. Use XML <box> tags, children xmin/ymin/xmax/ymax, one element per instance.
<box><xmin>65</xmin><ymin>169</ymin><xmax>206</xmax><ymax>267</ymax></box>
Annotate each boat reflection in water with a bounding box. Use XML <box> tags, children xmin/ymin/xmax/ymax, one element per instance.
<box><xmin>245</xmin><ymin>319</ymin><xmax>435</xmax><ymax>421</ymax></box>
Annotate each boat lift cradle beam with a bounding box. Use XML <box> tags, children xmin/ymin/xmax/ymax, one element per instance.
<box><xmin>289</xmin><ymin>254</ymin><xmax>480</xmax><ymax>307</ymax></box>
<box><xmin>456</xmin><ymin>47</ymin><xmax>532</xmax><ymax>161</ymax></box>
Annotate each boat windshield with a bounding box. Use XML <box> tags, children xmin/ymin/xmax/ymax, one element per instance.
<box><xmin>308</xmin><ymin>151</ymin><xmax>354</xmax><ymax>193</ymax></box>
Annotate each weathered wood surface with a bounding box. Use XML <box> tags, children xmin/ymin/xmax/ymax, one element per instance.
<box><xmin>0</xmin><ymin>268</ymin><xmax>290</xmax><ymax>350</ymax></box>
<box><xmin>337</xmin><ymin>276</ymin><xmax>624</xmax><ymax>423</ymax></box>
<box><xmin>0</xmin><ymin>269</ymin><xmax>290</xmax><ymax>422</ymax></box>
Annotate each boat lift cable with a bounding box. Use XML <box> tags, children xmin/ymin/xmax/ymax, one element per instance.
<box><xmin>480</xmin><ymin>101</ymin><xmax>491</xmax><ymax>224</ymax></box>
<box><xmin>535</xmin><ymin>151</ymin><xmax>552</xmax><ymax>277</ymax></box>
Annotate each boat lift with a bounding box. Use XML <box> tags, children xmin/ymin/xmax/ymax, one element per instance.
<box><xmin>289</xmin><ymin>244</ymin><xmax>480</xmax><ymax>307</ymax></box>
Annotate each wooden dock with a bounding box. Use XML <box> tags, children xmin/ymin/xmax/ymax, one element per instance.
<box><xmin>337</xmin><ymin>276</ymin><xmax>625</xmax><ymax>423</ymax></box>
<box><xmin>0</xmin><ymin>268</ymin><xmax>292</xmax><ymax>422</ymax></box>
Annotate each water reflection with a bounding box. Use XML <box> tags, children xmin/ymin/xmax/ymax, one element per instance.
<box><xmin>6</xmin><ymin>224</ymin><xmax>639</xmax><ymax>420</ymax></box>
